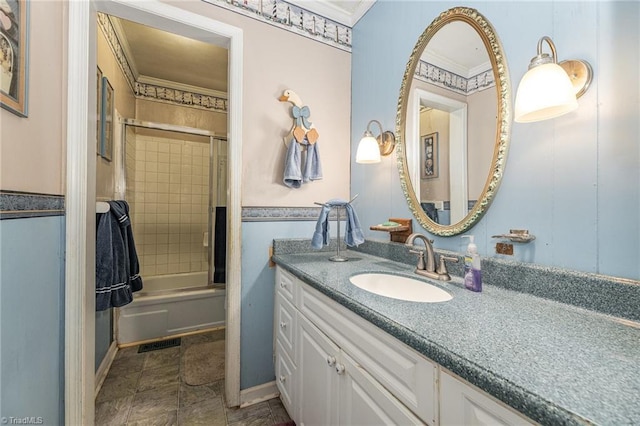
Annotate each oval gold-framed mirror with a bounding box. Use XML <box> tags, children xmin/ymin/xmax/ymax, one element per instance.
<box><xmin>396</xmin><ymin>7</ymin><xmax>512</xmax><ymax>236</ymax></box>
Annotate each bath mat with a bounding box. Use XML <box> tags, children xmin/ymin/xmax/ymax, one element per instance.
<box><xmin>182</xmin><ymin>340</ymin><xmax>225</xmax><ymax>385</ymax></box>
<box><xmin>138</xmin><ymin>338</ymin><xmax>181</xmax><ymax>353</ymax></box>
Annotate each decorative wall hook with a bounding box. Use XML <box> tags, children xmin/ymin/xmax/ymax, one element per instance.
<box><xmin>279</xmin><ymin>89</ymin><xmax>320</xmax><ymax>145</ymax></box>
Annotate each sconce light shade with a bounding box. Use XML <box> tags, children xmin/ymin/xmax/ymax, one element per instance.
<box><xmin>356</xmin><ymin>134</ymin><xmax>381</xmax><ymax>163</ymax></box>
<box><xmin>355</xmin><ymin>120</ymin><xmax>395</xmax><ymax>164</ymax></box>
<box><xmin>514</xmin><ymin>62</ymin><xmax>578</xmax><ymax>122</ymax></box>
<box><xmin>514</xmin><ymin>36</ymin><xmax>592</xmax><ymax>123</ymax></box>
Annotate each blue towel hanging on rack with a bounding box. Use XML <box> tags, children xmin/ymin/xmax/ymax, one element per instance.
<box><xmin>311</xmin><ymin>199</ymin><xmax>364</xmax><ymax>249</ymax></box>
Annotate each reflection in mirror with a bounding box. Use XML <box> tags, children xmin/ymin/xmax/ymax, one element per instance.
<box><xmin>397</xmin><ymin>7</ymin><xmax>511</xmax><ymax>236</ymax></box>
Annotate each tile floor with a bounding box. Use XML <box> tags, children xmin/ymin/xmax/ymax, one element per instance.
<box><xmin>95</xmin><ymin>330</ymin><xmax>293</xmax><ymax>426</ymax></box>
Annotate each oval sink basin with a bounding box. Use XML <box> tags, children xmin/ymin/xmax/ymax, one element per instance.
<box><xmin>349</xmin><ymin>273</ymin><xmax>452</xmax><ymax>303</ymax></box>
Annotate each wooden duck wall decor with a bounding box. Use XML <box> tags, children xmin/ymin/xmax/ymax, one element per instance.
<box><xmin>278</xmin><ymin>89</ymin><xmax>320</xmax><ymax>146</ymax></box>
<box><xmin>278</xmin><ymin>89</ymin><xmax>323</xmax><ymax>188</ymax></box>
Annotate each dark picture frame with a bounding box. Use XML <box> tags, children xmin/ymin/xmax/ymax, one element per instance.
<box><xmin>96</xmin><ymin>66</ymin><xmax>103</xmax><ymax>156</ymax></box>
<box><xmin>99</xmin><ymin>76</ymin><xmax>114</xmax><ymax>161</ymax></box>
<box><xmin>420</xmin><ymin>132</ymin><xmax>438</xmax><ymax>179</ymax></box>
<box><xmin>0</xmin><ymin>0</ymin><xmax>29</xmax><ymax>117</ymax></box>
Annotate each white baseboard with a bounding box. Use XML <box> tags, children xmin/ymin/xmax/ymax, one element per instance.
<box><xmin>94</xmin><ymin>342</ymin><xmax>118</xmax><ymax>398</ymax></box>
<box><xmin>239</xmin><ymin>381</ymin><xmax>279</xmax><ymax>408</ymax></box>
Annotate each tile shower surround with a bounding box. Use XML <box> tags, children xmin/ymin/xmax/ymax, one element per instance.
<box><xmin>127</xmin><ymin>133</ymin><xmax>210</xmax><ymax>277</ymax></box>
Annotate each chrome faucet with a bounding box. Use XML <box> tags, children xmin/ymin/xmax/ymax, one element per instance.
<box><xmin>405</xmin><ymin>233</ymin><xmax>458</xmax><ymax>281</ymax></box>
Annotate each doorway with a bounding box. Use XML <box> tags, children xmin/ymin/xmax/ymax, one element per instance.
<box><xmin>65</xmin><ymin>1</ymin><xmax>243</xmax><ymax>423</ymax></box>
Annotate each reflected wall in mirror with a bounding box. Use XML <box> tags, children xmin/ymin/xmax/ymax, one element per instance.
<box><xmin>396</xmin><ymin>7</ymin><xmax>511</xmax><ymax>236</ymax></box>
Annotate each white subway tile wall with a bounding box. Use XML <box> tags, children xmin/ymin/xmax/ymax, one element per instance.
<box><xmin>128</xmin><ymin>133</ymin><xmax>210</xmax><ymax>276</ymax></box>
<box><xmin>125</xmin><ymin>126</ymin><xmax>137</xmax><ymax>216</ymax></box>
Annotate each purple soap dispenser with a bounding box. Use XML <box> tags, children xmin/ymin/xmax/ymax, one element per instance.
<box><xmin>462</xmin><ymin>235</ymin><xmax>482</xmax><ymax>292</ymax></box>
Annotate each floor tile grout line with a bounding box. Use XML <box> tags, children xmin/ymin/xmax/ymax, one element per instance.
<box><xmin>98</xmin><ymin>332</ymin><xmax>289</xmax><ymax>426</ymax></box>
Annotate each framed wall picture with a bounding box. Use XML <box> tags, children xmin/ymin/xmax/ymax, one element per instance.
<box><xmin>0</xmin><ymin>0</ymin><xmax>29</xmax><ymax>116</ymax></box>
<box><xmin>420</xmin><ymin>132</ymin><xmax>438</xmax><ymax>179</ymax></box>
<box><xmin>96</xmin><ymin>67</ymin><xmax>102</xmax><ymax>156</ymax></box>
<box><xmin>100</xmin><ymin>76</ymin><xmax>114</xmax><ymax>161</ymax></box>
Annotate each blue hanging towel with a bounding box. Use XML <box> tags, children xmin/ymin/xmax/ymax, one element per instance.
<box><xmin>283</xmin><ymin>138</ymin><xmax>302</xmax><ymax>188</ymax></box>
<box><xmin>311</xmin><ymin>202</ymin><xmax>332</xmax><ymax>249</ymax></box>
<box><xmin>311</xmin><ymin>199</ymin><xmax>364</xmax><ymax>249</ymax></box>
<box><xmin>343</xmin><ymin>203</ymin><xmax>365</xmax><ymax>247</ymax></box>
<box><xmin>303</xmin><ymin>140</ymin><xmax>323</xmax><ymax>182</ymax></box>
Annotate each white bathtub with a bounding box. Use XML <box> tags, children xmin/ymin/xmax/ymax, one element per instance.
<box><xmin>117</xmin><ymin>272</ymin><xmax>226</xmax><ymax>344</ymax></box>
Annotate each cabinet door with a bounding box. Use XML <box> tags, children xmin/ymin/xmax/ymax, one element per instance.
<box><xmin>339</xmin><ymin>351</ymin><xmax>426</xmax><ymax>426</ymax></box>
<box><xmin>440</xmin><ymin>370</ymin><xmax>534</xmax><ymax>426</ymax></box>
<box><xmin>298</xmin><ymin>314</ymin><xmax>340</xmax><ymax>426</ymax></box>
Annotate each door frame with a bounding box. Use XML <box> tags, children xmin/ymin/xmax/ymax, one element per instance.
<box><xmin>65</xmin><ymin>1</ymin><xmax>243</xmax><ymax>423</ymax></box>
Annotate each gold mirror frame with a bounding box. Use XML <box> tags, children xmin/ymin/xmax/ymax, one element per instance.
<box><xmin>396</xmin><ymin>7</ymin><xmax>512</xmax><ymax>236</ymax></box>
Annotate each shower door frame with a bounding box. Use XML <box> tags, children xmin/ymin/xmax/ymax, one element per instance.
<box><xmin>121</xmin><ymin>118</ymin><xmax>224</xmax><ymax>287</ymax></box>
<box><xmin>65</xmin><ymin>1</ymin><xmax>244</xmax><ymax>423</ymax></box>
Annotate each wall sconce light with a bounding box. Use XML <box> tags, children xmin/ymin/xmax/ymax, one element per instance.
<box><xmin>355</xmin><ymin>120</ymin><xmax>396</xmax><ymax>164</ymax></box>
<box><xmin>514</xmin><ymin>36</ymin><xmax>592</xmax><ymax>123</ymax></box>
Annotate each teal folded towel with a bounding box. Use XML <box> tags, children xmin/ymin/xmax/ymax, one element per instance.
<box><xmin>381</xmin><ymin>221</ymin><xmax>400</xmax><ymax>227</ymax></box>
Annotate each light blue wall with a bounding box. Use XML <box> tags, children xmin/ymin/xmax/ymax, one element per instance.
<box><xmin>240</xmin><ymin>220</ymin><xmax>337</xmax><ymax>389</ymax></box>
<box><xmin>352</xmin><ymin>1</ymin><xmax>639</xmax><ymax>280</ymax></box>
<box><xmin>95</xmin><ymin>309</ymin><xmax>112</xmax><ymax>371</ymax></box>
<box><xmin>0</xmin><ymin>217</ymin><xmax>65</xmax><ymax>425</ymax></box>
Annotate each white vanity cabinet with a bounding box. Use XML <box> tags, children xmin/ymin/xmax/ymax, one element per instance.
<box><xmin>275</xmin><ymin>267</ymin><xmax>435</xmax><ymax>425</ymax></box>
<box><xmin>274</xmin><ymin>266</ymin><xmax>535</xmax><ymax>426</ymax></box>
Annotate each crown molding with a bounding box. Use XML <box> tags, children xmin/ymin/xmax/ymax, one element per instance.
<box><xmin>424</xmin><ymin>49</ymin><xmax>491</xmax><ymax>80</ymax></box>
<box><xmin>201</xmin><ymin>0</ymin><xmax>352</xmax><ymax>52</ymax></box>
<box><xmin>97</xmin><ymin>12</ymin><xmax>137</xmax><ymax>93</ymax></box>
<box><xmin>415</xmin><ymin>60</ymin><xmax>495</xmax><ymax>96</ymax></box>
<box><xmin>468</xmin><ymin>61</ymin><xmax>492</xmax><ymax>78</ymax></box>
<box><xmin>97</xmin><ymin>12</ymin><xmax>228</xmax><ymax>112</ymax></box>
<box><xmin>137</xmin><ymin>75</ymin><xmax>228</xmax><ymax>99</ymax></box>
<box><xmin>287</xmin><ymin>0</ymin><xmax>375</xmax><ymax>27</ymax></box>
<box><xmin>134</xmin><ymin>80</ymin><xmax>228</xmax><ymax>112</ymax></box>
<box><xmin>107</xmin><ymin>15</ymin><xmax>141</xmax><ymax>81</ymax></box>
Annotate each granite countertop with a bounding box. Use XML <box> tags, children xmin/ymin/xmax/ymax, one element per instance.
<box><xmin>272</xmin><ymin>250</ymin><xmax>640</xmax><ymax>426</ymax></box>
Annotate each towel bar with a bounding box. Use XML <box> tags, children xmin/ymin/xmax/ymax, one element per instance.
<box><xmin>96</xmin><ymin>201</ymin><xmax>110</xmax><ymax>213</ymax></box>
<box><xmin>313</xmin><ymin>194</ymin><xmax>359</xmax><ymax>262</ymax></box>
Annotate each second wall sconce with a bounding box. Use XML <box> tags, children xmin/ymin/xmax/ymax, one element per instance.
<box><xmin>514</xmin><ymin>36</ymin><xmax>593</xmax><ymax>123</ymax></box>
<box><xmin>355</xmin><ymin>119</ymin><xmax>396</xmax><ymax>164</ymax></box>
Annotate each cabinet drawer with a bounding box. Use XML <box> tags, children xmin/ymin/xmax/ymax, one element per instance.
<box><xmin>275</xmin><ymin>340</ymin><xmax>296</xmax><ymax>417</ymax></box>
<box><xmin>275</xmin><ymin>293</ymin><xmax>296</xmax><ymax>361</ymax></box>
<box><xmin>276</xmin><ymin>267</ymin><xmax>297</xmax><ymax>304</ymax></box>
<box><xmin>300</xmin><ymin>284</ymin><xmax>438</xmax><ymax>425</ymax></box>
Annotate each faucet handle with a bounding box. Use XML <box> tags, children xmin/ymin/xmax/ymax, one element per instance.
<box><xmin>436</xmin><ymin>255</ymin><xmax>459</xmax><ymax>280</ymax></box>
<box><xmin>409</xmin><ymin>249</ymin><xmax>426</xmax><ymax>270</ymax></box>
